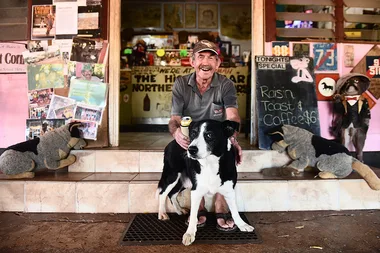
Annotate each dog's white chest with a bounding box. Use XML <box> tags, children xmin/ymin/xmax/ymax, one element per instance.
<box><xmin>196</xmin><ymin>155</ymin><xmax>222</xmax><ymax>194</ymax></box>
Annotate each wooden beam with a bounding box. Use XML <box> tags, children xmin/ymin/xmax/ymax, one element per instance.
<box><xmin>345</xmin><ymin>14</ymin><xmax>380</xmax><ymax>24</ymax></box>
<box><xmin>276</xmin><ymin>0</ymin><xmax>334</xmax><ymax>6</ymax></box>
<box><xmin>343</xmin><ymin>0</ymin><xmax>380</xmax><ymax>8</ymax></box>
<box><xmin>276</xmin><ymin>28</ymin><xmax>335</xmax><ymax>38</ymax></box>
<box><xmin>276</xmin><ymin>12</ymin><xmax>335</xmax><ymax>22</ymax></box>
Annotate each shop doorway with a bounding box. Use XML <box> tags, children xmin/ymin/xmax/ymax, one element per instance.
<box><xmin>118</xmin><ymin>0</ymin><xmax>253</xmax><ymax>147</ymax></box>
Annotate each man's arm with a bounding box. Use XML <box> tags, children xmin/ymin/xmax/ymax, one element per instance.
<box><xmin>226</xmin><ymin>107</ymin><xmax>242</xmax><ymax>165</ymax></box>
<box><xmin>169</xmin><ymin>115</ymin><xmax>181</xmax><ymax>136</ymax></box>
<box><xmin>226</xmin><ymin>107</ymin><xmax>241</xmax><ymax>134</ymax></box>
<box><xmin>169</xmin><ymin>115</ymin><xmax>190</xmax><ymax>150</ymax></box>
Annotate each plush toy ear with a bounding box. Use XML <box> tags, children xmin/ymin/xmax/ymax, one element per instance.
<box><xmin>222</xmin><ymin>120</ymin><xmax>240</xmax><ymax>138</ymax></box>
<box><xmin>267</xmin><ymin>125</ymin><xmax>284</xmax><ymax>142</ymax></box>
<box><xmin>69</xmin><ymin>122</ymin><xmax>83</xmax><ymax>138</ymax></box>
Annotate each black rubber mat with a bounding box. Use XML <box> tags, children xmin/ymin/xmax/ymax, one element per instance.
<box><xmin>120</xmin><ymin>212</ymin><xmax>262</xmax><ymax>246</ymax></box>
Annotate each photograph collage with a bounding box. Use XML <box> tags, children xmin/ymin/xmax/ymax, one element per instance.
<box><xmin>24</xmin><ymin>1</ymin><xmax>108</xmax><ymax>141</ymax></box>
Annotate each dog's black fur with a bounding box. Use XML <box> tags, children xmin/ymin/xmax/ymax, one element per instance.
<box><xmin>157</xmin><ymin>119</ymin><xmax>253</xmax><ymax>246</ymax></box>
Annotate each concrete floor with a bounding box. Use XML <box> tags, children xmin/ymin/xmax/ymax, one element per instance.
<box><xmin>1</xmin><ymin>210</ymin><xmax>379</xmax><ymax>253</ymax></box>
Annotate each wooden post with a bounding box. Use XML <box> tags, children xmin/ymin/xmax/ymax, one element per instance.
<box><xmin>334</xmin><ymin>0</ymin><xmax>344</xmax><ymax>42</ymax></box>
<box><xmin>108</xmin><ymin>0</ymin><xmax>121</xmax><ymax>146</ymax></box>
<box><xmin>265</xmin><ymin>0</ymin><xmax>276</xmax><ymax>42</ymax></box>
<box><xmin>251</xmin><ymin>0</ymin><xmax>265</xmax><ymax>146</ymax></box>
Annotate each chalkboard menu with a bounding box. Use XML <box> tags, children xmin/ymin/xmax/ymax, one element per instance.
<box><xmin>255</xmin><ymin>56</ymin><xmax>320</xmax><ymax>150</ymax></box>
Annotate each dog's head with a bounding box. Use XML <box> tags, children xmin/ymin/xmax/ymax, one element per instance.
<box><xmin>336</xmin><ymin>74</ymin><xmax>370</xmax><ymax>96</ymax></box>
<box><xmin>186</xmin><ymin>120</ymin><xmax>239</xmax><ymax>160</ymax></box>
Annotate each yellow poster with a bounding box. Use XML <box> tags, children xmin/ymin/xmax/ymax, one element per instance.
<box><xmin>131</xmin><ymin>66</ymin><xmax>248</xmax><ymax>120</ymax></box>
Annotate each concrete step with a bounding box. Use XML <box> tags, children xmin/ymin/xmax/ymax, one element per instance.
<box><xmin>68</xmin><ymin>149</ymin><xmax>292</xmax><ymax>173</ymax></box>
<box><xmin>1</xmin><ymin>170</ymin><xmax>379</xmax><ymax>213</ymax></box>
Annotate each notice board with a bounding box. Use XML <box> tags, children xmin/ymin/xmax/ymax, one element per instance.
<box><xmin>255</xmin><ymin>56</ymin><xmax>320</xmax><ymax>150</ymax></box>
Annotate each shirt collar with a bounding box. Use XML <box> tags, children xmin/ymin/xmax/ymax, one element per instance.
<box><xmin>187</xmin><ymin>72</ymin><xmax>221</xmax><ymax>88</ymax></box>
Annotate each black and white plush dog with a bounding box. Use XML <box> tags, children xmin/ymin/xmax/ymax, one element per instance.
<box><xmin>157</xmin><ymin>119</ymin><xmax>254</xmax><ymax>246</ymax></box>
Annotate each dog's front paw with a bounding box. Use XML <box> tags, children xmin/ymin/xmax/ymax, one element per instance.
<box><xmin>237</xmin><ymin>223</ymin><xmax>254</xmax><ymax>232</ymax></box>
<box><xmin>158</xmin><ymin>212</ymin><xmax>170</xmax><ymax>221</ymax></box>
<box><xmin>182</xmin><ymin>233</ymin><xmax>195</xmax><ymax>246</ymax></box>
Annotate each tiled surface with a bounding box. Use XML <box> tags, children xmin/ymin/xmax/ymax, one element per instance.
<box><xmin>132</xmin><ymin>172</ymin><xmax>162</xmax><ymax>181</ymax></box>
<box><xmin>70</xmin><ymin>133</ymin><xmax>260</xmax><ymax>173</ymax></box>
<box><xmin>1</xmin><ymin>170</ymin><xmax>380</xmax><ymax>213</ymax></box>
<box><xmin>139</xmin><ymin>151</ymin><xmax>164</xmax><ymax>172</ymax></box>
<box><xmin>128</xmin><ymin>183</ymin><xmax>160</xmax><ymax>213</ymax></box>
<box><xmin>0</xmin><ymin>181</ymin><xmax>24</xmax><ymax>211</ymax></box>
<box><xmin>82</xmin><ymin>173</ymin><xmax>137</xmax><ymax>181</ymax></box>
<box><xmin>68</xmin><ymin>150</ymin><xmax>96</xmax><ymax>172</ymax></box>
<box><xmin>339</xmin><ymin>180</ymin><xmax>380</xmax><ymax>210</ymax></box>
<box><xmin>288</xmin><ymin>180</ymin><xmax>340</xmax><ymax>211</ymax></box>
<box><xmin>25</xmin><ymin>182</ymin><xmax>76</xmax><ymax>212</ymax></box>
<box><xmin>95</xmin><ymin>150</ymin><xmax>139</xmax><ymax>172</ymax></box>
<box><xmin>118</xmin><ymin>132</ymin><xmax>256</xmax><ymax>150</ymax></box>
<box><xmin>238</xmin><ymin>150</ymin><xmax>290</xmax><ymax>172</ymax></box>
<box><xmin>235</xmin><ymin>181</ymin><xmax>289</xmax><ymax>211</ymax></box>
<box><xmin>76</xmin><ymin>182</ymin><xmax>129</xmax><ymax>213</ymax></box>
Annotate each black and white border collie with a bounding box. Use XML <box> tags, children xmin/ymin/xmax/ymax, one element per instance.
<box><xmin>157</xmin><ymin>119</ymin><xmax>254</xmax><ymax>246</ymax></box>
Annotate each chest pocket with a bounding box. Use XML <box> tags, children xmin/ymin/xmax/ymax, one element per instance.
<box><xmin>211</xmin><ymin>103</ymin><xmax>224</xmax><ymax>120</ymax></box>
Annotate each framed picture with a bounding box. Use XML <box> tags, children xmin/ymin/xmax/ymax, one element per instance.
<box><xmin>31</xmin><ymin>5</ymin><xmax>56</xmax><ymax>40</ymax></box>
<box><xmin>164</xmin><ymin>3</ymin><xmax>184</xmax><ymax>29</ymax></box>
<box><xmin>220</xmin><ymin>4</ymin><xmax>251</xmax><ymax>40</ymax></box>
<box><xmin>77</xmin><ymin>5</ymin><xmax>102</xmax><ymax>38</ymax></box>
<box><xmin>185</xmin><ymin>4</ymin><xmax>196</xmax><ymax>28</ymax></box>
<box><xmin>220</xmin><ymin>41</ymin><xmax>231</xmax><ymax>58</ymax></box>
<box><xmin>232</xmin><ymin>44</ymin><xmax>240</xmax><ymax>57</ymax></box>
<box><xmin>198</xmin><ymin>4</ymin><xmax>218</xmax><ymax>29</ymax></box>
<box><xmin>121</xmin><ymin>3</ymin><xmax>161</xmax><ymax>28</ymax></box>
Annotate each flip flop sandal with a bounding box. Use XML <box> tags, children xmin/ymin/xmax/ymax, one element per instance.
<box><xmin>185</xmin><ymin>209</ymin><xmax>208</xmax><ymax>228</ymax></box>
<box><xmin>215</xmin><ymin>212</ymin><xmax>238</xmax><ymax>232</ymax></box>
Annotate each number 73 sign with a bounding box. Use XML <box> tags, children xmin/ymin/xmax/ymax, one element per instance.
<box><xmin>313</xmin><ymin>43</ymin><xmax>337</xmax><ymax>71</ymax></box>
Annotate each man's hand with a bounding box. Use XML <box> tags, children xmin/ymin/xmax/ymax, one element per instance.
<box><xmin>173</xmin><ymin>128</ymin><xmax>190</xmax><ymax>150</ymax></box>
<box><xmin>230</xmin><ymin>136</ymin><xmax>242</xmax><ymax>165</ymax></box>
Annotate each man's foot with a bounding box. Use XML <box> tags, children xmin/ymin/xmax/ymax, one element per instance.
<box><xmin>215</xmin><ymin>212</ymin><xmax>237</xmax><ymax>232</ymax></box>
<box><xmin>185</xmin><ymin>209</ymin><xmax>207</xmax><ymax>228</ymax></box>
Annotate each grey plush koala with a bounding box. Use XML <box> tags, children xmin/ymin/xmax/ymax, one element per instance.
<box><xmin>265</xmin><ymin>124</ymin><xmax>380</xmax><ymax>190</ymax></box>
<box><xmin>0</xmin><ymin>122</ymin><xmax>86</xmax><ymax>179</ymax></box>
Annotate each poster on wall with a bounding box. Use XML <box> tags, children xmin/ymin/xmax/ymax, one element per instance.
<box><xmin>255</xmin><ymin>56</ymin><xmax>320</xmax><ymax>150</ymax></box>
<box><xmin>31</xmin><ymin>5</ymin><xmax>56</xmax><ymax>40</ymax></box>
<box><xmin>293</xmin><ymin>43</ymin><xmax>310</xmax><ymax>57</ymax></box>
<box><xmin>366</xmin><ymin>56</ymin><xmax>380</xmax><ymax>78</ymax></box>
<box><xmin>315</xmin><ymin>74</ymin><xmax>339</xmax><ymax>101</ymax></box>
<box><xmin>272</xmin><ymin>42</ymin><xmax>289</xmax><ymax>56</ymax></box>
<box><xmin>0</xmin><ymin>43</ymin><xmax>27</xmax><ymax>73</ymax></box>
<box><xmin>313</xmin><ymin>43</ymin><xmax>338</xmax><ymax>71</ymax></box>
<box><xmin>351</xmin><ymin>45</ymin><xmax>380</xmax><ymax>100</ymax></box>
<box><xmin>130</xmin><ymin>66</ymin><xmax>248</xmax><ymax>123</ymax></box>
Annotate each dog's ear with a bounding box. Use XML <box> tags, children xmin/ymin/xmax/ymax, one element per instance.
<box><xmin>222</xmin><ymin>120</ymin><xmax>240</xmax><ymax>138</ymax></box>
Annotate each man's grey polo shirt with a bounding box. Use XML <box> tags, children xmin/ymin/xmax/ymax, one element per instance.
<box><xmin>171</xmin><ymin>72</ymin><xmax>238</xmax><ymax>122</ymax></box>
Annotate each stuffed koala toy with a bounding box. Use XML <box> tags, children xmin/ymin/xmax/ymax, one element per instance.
<box><xmin>264</xmin><ymin>124</ymin><xmax>380</xmax><ymax>191</ymax></box>
<box><xmin>0</xmin><ymin>122</ymin><xmax>86</xmax><ymax>179</ymax></box>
